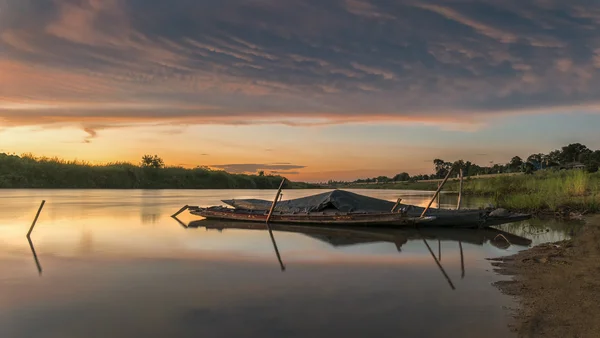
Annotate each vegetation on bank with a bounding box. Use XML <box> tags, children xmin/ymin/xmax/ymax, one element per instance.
<box><xmin>459</xmin><ymin>170</ymin><xmax>600</xmax><ymax>213</ymax></box>
<box><xmin>332</xmin><ymin>143</ymin><xmax>600</xmax><ymax>185</ymax></box>
<box><xmin>0</xmin><ymin>153</ymin><xmax>317</xmax><ymax>189</ymax></box>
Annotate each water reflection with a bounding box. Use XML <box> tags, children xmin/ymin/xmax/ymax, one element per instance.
<box><xmin>0</xmin><ymin>189</ymin><xmax>576</xmax><ymax>338</ymax></box>
<box><xmin>182</xmin><ymin>219</ymin><xmax>533</xmax><ymax>291</ymax></box>
<box><xmin>27</xmin><ymin>237</ymin><xmax>42</xmax><ymax>275</ymax></box>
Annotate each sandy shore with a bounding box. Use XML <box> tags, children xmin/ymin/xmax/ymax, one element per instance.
<box><xmin>491</xmin><ymin>215</ymin><xmax>600</xmax><ymax>337</ymax></box>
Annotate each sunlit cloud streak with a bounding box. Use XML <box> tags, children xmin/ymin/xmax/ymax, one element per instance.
<box><xmin>2</xmin><ymin>0</ymin><xmax>600</xmax><ymax>131</ymax></box>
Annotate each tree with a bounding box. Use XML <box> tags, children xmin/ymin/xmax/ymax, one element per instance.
<box><xmin>522</xmin><ymin>162</ymin><xmax>536</xmax><ymax>175</ymax></box>
<box><xmin>433</xmin><ymin>159</ymin><xmax>452</xmax><ymax>178</ymax></box>
<box><xmin>559</xmin><ymin>143</ymin><xmax>591</xmax><ymax>163</ymax></box>
<box><xmin>376</xmin><ymin>176</ymin><xmax>390</xmax><ymax>183</ymax></box>
<box><xmin>526</xmin><ymin>153</ymin><xmax>545</xmax><ymax>169</ymax></box>
<box><xmin>393</xmin><ymin>172</ymin><xmax>410</xmax><ymax>182</ymax></box>
<box><xmin>141</xmin><ymin>155</ymin><xmax>164</xmax><ymax>169</ymax></box>
<box><xmin>258</xmin><ymin>170</ymin><xmax>265</xmax><ymax>176</ymax></box>
<box><xmin>546</xmin><ymin>150</ymin><xmax>561</xmax><ymax>167</ymax></box>
<box><xmin>509</xmin><ymin>156</ymin><xmax>523</xmax><ymax>171</ymax></box>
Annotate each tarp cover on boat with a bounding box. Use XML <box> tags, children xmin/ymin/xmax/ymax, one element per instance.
<box><xmin>222</xmin><ymin>190</ymin><xmax>396</xmax><ymax>213</ymax></box>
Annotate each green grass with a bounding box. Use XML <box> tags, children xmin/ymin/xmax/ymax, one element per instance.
<box><xmin>458</xmin><ymin>170</ymin><xmax>600</xmax><ymax>212</ymax></box>
<box><xmin>337</xmin><ymin>170</ymin><xmax>600</xmax><ymax>213</ymax></box>
<box><xmin>0</xmin><ymin>153</ymin><xmax>318</xmax><ymax>189</ymax></box>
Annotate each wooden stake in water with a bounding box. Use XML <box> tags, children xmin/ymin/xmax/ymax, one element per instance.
<box><xmin>456</xmin><ymin>168</ymin><xmax>464</xmax><ymax>210</ymax></box>
<box><xmin>421</xmin><ymin>168</ymin><xmax>454</xmax><ymax>218</ymax></box>
<box><xmin>26</xmin><ymin>200</ymin><xmax>45</xmax><ymax>238</ymax></box>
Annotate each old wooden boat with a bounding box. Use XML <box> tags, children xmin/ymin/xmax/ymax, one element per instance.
<box><xmin>188</xmin><ymin>205</ymin><xmax>436</xmax><ymax>226</ymax></box>
<box><xmin>218</xmin><ymin>190</ymin><xmax>531</xmax><ymax>228</ymax></box>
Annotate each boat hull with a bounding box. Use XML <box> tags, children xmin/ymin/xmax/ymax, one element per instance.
<box><xmin>188</xmin><ymin>207</ymin><xmax>435</xmax><ymax>227</ymax></box>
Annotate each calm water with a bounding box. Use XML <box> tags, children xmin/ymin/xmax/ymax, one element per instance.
<box><xmin>0</xmin><ymin>189</ymin><xmax>574</xmax><ymax>338</ymax></box>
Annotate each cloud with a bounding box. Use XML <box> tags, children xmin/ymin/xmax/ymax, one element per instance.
<box><xmin>210</xmin><ymin>163</ymin><xmax>307</xmax><ymax>174</ymax></box>
<box><xmin>82</xmin><ymin>127</ymin><xmax>97</xmax><ymax>143</ymax></box>
<box><xmin>2</xmin><ymin>0</ymin><xmax>600</xmax><ymax>132</ymax></box>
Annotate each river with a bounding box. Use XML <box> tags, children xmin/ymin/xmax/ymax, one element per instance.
<box><xmin>0</xmin><ymin>189</ymin><xmax>576</xmax><ymax>338</ymax></box>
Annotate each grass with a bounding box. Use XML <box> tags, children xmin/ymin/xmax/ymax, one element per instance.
<box><xmin>0</xmin><ymin>153</ymin><xmax>318</xmax><ymax>189</ymax></box>
<box><xmin>458</xmin><ymin>170</ymin><xmax>600</xmax><ymax>213</ymax></box>
<box><xmin>337</xmin><ymin>170</ymin><xmax>600</xmax><ymax>213</ymax></box>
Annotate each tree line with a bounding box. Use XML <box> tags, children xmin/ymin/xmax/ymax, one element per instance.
<box><xmin>341</xmin><ymin>143</ymin><xmax>600</xmax><ymax>184</ymax></box>
<box><xmin>0</xmin><ymin>153</ymin><xmax>315</xmax><ymax>189</ymax></box>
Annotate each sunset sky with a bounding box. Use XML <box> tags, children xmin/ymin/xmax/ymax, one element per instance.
<box><xmin>2</xmin><ymin>0</ymin><xmax>600</xmax><ymax>182</ymax></box>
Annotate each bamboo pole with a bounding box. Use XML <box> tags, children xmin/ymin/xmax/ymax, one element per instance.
<box><xmin>391</xmin><ymin>198</ymin><xmax>402</xmax><ymax>213</ymax></box>
<box><xmin>437</xmin><ymin>182</ymin><xmax>441</xmax><ymax>208</ymax></box>
<box><xmin>266</xmin><ymin>179</ymin><xmax>286</xmax><ymax>224</ymax></box>
<box><xmin>171</xmin><ymin>205</ymin><xmax>189</xmax><ymax>218</ymax></box>
<box><xmin>456</xmin><ymin>168</ymin><xmax>464</xmax><ymax>210</ymax></box>
<box><xmin>172</xmin><ymin>216</ymin><xmax>189</xmax><ymax>229</ymax></box>
<box><xmin>265</xmin><ymin>178</ymin><xmax>286</xmax><ymax>271</ymax></box>
<box><xmin>420</xmin><ymin>168</ymin><xmax>454</xmax><ymax>218</ymax></box>
<box><xmin>267</xmin><ymin>225</ymin><xmax>286</xmax><ymax>271</ymax></box>
<box><xmin>26</xmin><ymin>200</ymin><xmax>45</xmax><ymax>238</ymax></box>
<box><xmin>423</xmin><ymin>239</ymin><xmax>455</xmax><ymax>290</ymax></box>
<box><xmin>459</xmin><ymin>241</ymin><xmax>465</xmax><ymax>279</ymax></box>
<box><xmin>27</xmin><ymin>236</ymin><xmax>42</xmax><ymax>275</ymax></box>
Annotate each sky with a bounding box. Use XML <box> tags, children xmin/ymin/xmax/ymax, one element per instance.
<box><xmin>2</xmin><ymin>0</ymin><xmax>600</xmax><ymax>182</ymax></box>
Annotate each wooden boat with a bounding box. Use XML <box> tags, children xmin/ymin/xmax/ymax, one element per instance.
<box><xmin>176</xmin><ymin>189</ymin><xmax>531</xmax><ymax>229</ymax></box>
<box><xmin>188</xmin><ymin>205</ymin><xmax>436</xmax><ymax>227</ymax></box>
<box><xmin>217</xmin><ymin>190</ymin><xmax>532</xmax><ymax>228</ymax></box>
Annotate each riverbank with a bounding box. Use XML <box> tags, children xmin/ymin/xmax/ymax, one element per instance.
<box><xmin>491</xmin><ymin>215</ymin><xmax>600</xmax><ymax>337</ymax></box>
<box><xmin>339</xmin><ymin>170</ymin><xmax>600</xmax><ymax>214</ymax></box>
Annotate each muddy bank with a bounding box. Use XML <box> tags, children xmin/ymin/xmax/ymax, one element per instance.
<box><xmin>491</xmin><ymin>215</ymin><xmax>600</xmax><ymax>337</ymax></box>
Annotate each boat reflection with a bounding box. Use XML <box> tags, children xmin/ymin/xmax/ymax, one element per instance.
<box><xmin>181</xmin><ymin>219</ymin><xmax>533</xmax><ymax>290</ymax></box>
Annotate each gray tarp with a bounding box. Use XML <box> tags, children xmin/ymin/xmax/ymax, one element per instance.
<box><xmin>222</xmin><ymin>190</ymin><xmax>396</xmax><ymax>213</ymax></box>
